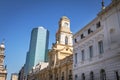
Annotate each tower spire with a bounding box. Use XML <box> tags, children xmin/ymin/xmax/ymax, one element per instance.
<box><xmin>101</xmin><ymin>0</ymin><xmax>105</xmax><ymax>10</ymax></box>
<box><xmin>1</xmin><ymin>38</ymin><xmax>5</xmax><ymax>44</ymax></box>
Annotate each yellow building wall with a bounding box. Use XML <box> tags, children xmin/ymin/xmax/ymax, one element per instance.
<box><xmin>0</xmin><ymin>75</ymin><xmax>6</xmax><ymax>80</ymax></box>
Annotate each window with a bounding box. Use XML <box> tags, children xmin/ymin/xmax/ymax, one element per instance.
<box><xmin>89</xmin><ymin>46</ymin><xmax>93</xmax><ymax>58</ymax></box>
<box><xmin>62</xmin><ymin>72</ymin><xmax>64</xmax><ymax>80</ymax></box>
<box><xmin>98</xmin><ymin>40</ymin><xmax>104</xmax><ymax>54</ymax></box>
<box><xmin>100</xmin><ymin>69</ymin><xmax>106</xmax><ymax>80</ymax></box>
<box><xmin>50</xmin><ymin>75</ymin><xmax>53</xmax><ymax>79</ymax></box>
<box><xmin>52</xmin><ymin>61</ymin><xmax>54</xmax><ymax>66</ymax></box>
<box><xmin>81</xmin><ymin>34</ymin><xmax>85</xmax><ymax>39</ymax></box>
<box><xmin>69</xmin><ymin>70</ymin><xmax>72</xmax><ymax>80</ymax></box>
<box><xmin>115</xmin><ymin>71</ymin><xmax>119</xmax><ymax>80</ymax></box>
<box><xmin>81</xmin><ymin>50</ymin><xmax>85</xmax><ymax>61</ymax></box>
<box><xmin>75</xmin><ymin>53</ymin><xmax>77</xmax><ymax>64</ymax></box>
<box><xmin>56</xmin><ymin>74</ymin><xmax>58</xmax><ymax>80</ymax></box>
<box><xmin>65</xmin><ymin>36</ymin><xmax>68</xmax><ymax>45</ymax></box>
<box><xmin>90</xmin><ymin>71</ymin><xmax>94</xmax><ymax>80</ymax></box>
<box><xmin>96</xmin><ymin>21</ymin><xmax>101</xmax><ymax>28</ymax></box>
<box><xmin>88</xmin><ymin>28</ymin><xmax>93</xmax><ymax>34</ymax></box>
<box><xmin>75</xmin><ymin>75</ymin><xmax>78</xmax><ymax>80</ymax></box>
<box><xmin>88</xmin><ymin>29</ymin><xmax>91</xmax><ymax>34</ymax></box>
<box><xmin>74</xmin><ymin>38</ymin><xmax>77</xmax><ymax>43</ymax></box>
<box><xmin>82</xmin><ymin>73</ymin><xmax>85</xmax><ymax>80</ymax></box>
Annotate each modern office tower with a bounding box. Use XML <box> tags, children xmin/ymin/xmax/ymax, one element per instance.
<box><xmin>25</xmin><ymin>27</ymin><xmax>49</xmax><ymax>76</ymax></box>
<box><xmin>24</xmin><ymin>51</ymin><xmax>30</xmax><ymax>77</ymax></box>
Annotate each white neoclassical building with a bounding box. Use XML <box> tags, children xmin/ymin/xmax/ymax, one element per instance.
<box><xmin>73</xmin><ymin>0</ymin><xmax>120</xmax><ymax>80</ymax></box>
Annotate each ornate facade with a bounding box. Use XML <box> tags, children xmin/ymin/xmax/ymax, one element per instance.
<box><xmin>73</xmin><ymin>0</ymin><xmax>120</xmax><ymax>80</ymax></box>
<box><xmin>0</xmin><ymin>42</ymin><xmax>7</xmax><ymax>80</ymax></box>
<box><xmin>28</xmin><ymin>16</ymin><xmax>73</xmax><ymax>80</ymax></box>
<box><xmin>48</xmin><ymin>16</ymin><xmax>73</xmax><ymax>80</ymax></box>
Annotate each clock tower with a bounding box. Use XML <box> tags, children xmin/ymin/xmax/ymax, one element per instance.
<box><xmin>49</xmin><ymin>16</ymin><xmax>73</xmax><ymax>67</ymax></box>
<box><xmin>0</xmin><ymin>42</ymin><xmax>7</xmax><ymax>80</ymax></box>
<box><xmin>56</xmin><ymin>16</ymin><xmax>72</xmax><ymax>45</ymax></box>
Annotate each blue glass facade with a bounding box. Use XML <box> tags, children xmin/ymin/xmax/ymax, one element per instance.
<box><xmin>24</xmin><ymin>51</ymin><xmax>30</xmax><ymax>76</ymax></box>
<box><xmin>25</xmin><ymin>27</ymin><xmax>49</xmax><ymax>75</ymax></box>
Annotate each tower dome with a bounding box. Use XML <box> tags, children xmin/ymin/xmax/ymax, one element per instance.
<box><xmin>61</xmin><ymin>16</ymin><xmax>69</xmax><ymax>20</ymax></box>
<box><xmin>0</xmin><ymin>42</ymin><xmax>5</xmax><ymax>49</ymax></box>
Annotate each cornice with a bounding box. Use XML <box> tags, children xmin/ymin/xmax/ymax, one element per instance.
<box><xmin>60</xmin><ymin>31</ymin><xmax>72</xmax><ymax>34</ymax></box>
<box><xmin>74</xmin><ymin>26</ymin><xmax>103</xmax><ymax>47</ymax></box>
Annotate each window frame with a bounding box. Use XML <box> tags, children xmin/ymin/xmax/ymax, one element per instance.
<box><xmin>65</xmin><ymin>36</ymin><xmax>68</xmax><ymax>45</ymax></box>
<box><xmin>81</xmin><ymin>50</ymin><xmax>85</xmax><ymax>61</ymax></box>
<box><xmin>98</xmin><ymin>40</ymin><xmax>104</xmax><ymax>54</ymax></box>
<box><xmin>89</xmin><ymin>45</ymin><xmax>93</xmax><ymax>59</ymax></box>
<box><xmin>96</xmin><ymin>21</ymin><xmax>101</xmax><ymax>28</ymax></box>
<box><xmin>115</xmin><ymin>71</ymin><xmax>119</xmax><ymax>80</ymax></box>
<box><xmin>90</xmin><ymin>71</ymin><xmax>94</xmax><ymax>80</ymax></box>
<box><xmin>75</xmin><ymin>53</ymin><xmax>78</xmax><ymax>64</ymax></box>
<box><xmin>100</xmin><ymin>69</ymin><xmax>106</xmax><ymax>80</ymax></box>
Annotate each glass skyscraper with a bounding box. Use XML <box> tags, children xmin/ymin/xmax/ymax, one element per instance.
<box><xmin>25</xmin><ymin>27</ymin><xmax>49</xmax><ymax>75</ymax></box>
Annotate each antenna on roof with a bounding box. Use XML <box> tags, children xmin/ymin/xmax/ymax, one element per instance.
<box><xmin>101</xmin><ymin>0</ymin><xmax>105</xmax><ymax>10</ymax></box>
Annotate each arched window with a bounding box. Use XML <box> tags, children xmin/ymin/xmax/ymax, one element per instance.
<box><xmin>69</xmin><ymin>70</ymin><xmax>72</xmax><ymax>80</ymax></box>
<box><xmin>62</xmin><ymin>72</ymin><xmax>64</xmax><ymax>80</ymax></box>
<box><xmin>75</xmin><ymin>75</ymin><xmax>78</xmax><ymax>80</ymax></box>
<box><xmin>65</xmin><ymin>36</ymin><xmax>68</xmax><ymax>45</ymax></box>
<box><xmin>56</xmin><ymin>74</ymin><xmax>58</xmax><ymax>80</ymax></box>
<box><xmin>100</xmin><ymin>69</ymin><xmax>106</xmax><ymax>80</ymax></box>
<box><xmin>115</xmin><ymin>71</ymin><xmax>119</xmax><ymax>80</ymax></box>
<box><xmin>50</xmin><ymin>75</ymin><xmax>53</xmax><ymax>80</ymax></box>
<box><xmin>82</xmin><ymin>73</ymin><xmax>85</xmax><ymax>80</ymax></box>
<box><xmin>90</xmin><ymin>71</ymin><xmax>94</xmax><ymax>80</ymax></box>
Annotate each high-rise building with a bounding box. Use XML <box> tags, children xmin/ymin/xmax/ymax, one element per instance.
<box><xmin>25</xmin><ymin>27</ymin><xmax>49</xmax><ymax>76</ymax></box>
<box><xmin>24</xmin><ymin>51</ymin><xmax>30</xmax><ymax>77</ymax></box>
<box><xmin>0</xmin><ymin>42</ymin><xmax>7</xmax><ymax>80</ymax></box>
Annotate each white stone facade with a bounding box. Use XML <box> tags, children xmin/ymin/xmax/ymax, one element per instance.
<box><xmin>73</xmin><ymin>0</ymin><xmax>120</xmax><ymax>80</ymax></box>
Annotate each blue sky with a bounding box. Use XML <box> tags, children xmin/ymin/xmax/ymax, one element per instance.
<box><xmin>0</xmin><ymin>0</ymin><xmax>111</xmax><ymax>80</ymax></box>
